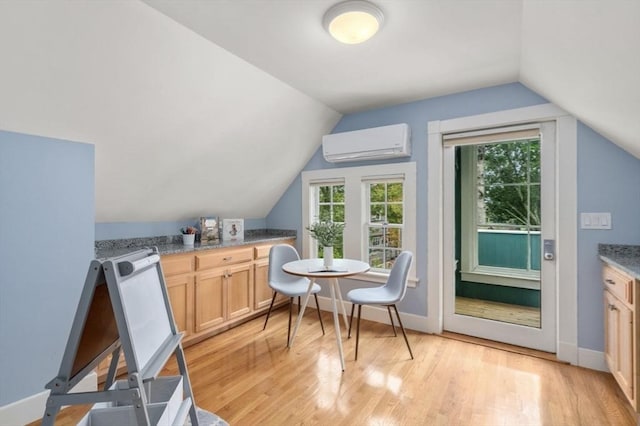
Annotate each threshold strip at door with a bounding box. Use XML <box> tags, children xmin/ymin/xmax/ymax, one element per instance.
<box><xmin>440</xmin><ymin>331</ymin><xmax>565</xmax><ymax>364</ymax></box>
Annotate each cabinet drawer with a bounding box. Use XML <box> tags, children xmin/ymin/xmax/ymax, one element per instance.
<box><xmin>254</xmin><ymin>244</ymin><xmax>273</xmax><ymax>260</ymax></box>
<box><xmin>161</xmin><ymin>254</ymin><xmax>194</xmax><ymax>276</ymax></box>
<box><xmin>603</xmin><ymin>264</ymin><xmax>634</xmax><ymax>306</ymax></box>
<box><xmin>254</xmin><ymin>240</ymin><xmax>294</xmax><ymax>260</ymax></box>
<box><xmin>196</xmin><ymin>247</ymin><xmax>253</xmax><ymax>270</ymax></box>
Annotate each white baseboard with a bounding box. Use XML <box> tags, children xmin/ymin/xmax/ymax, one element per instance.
<box><xmin>0</xmin><ymin>371</ymin><xmax>97</xmax><ymax>425</ymax></box>
<box><xmin>311</xmin><ymin>297</ymin><xmax>607</xmax><ymax>372</ymax></box>
<box><xmin>313</xmin><ymin>295</ymin><xmax>430</xmax><ymax>333</ymax></box>
<box><xmin>557</xmin><ymin>340</ymin><xmax>579</xmax><ymax>365</ymax></box>
<box><xmin>578</xmin><ymin>347</ymin><xmax>608</xmax><ymax>372</ymax></box>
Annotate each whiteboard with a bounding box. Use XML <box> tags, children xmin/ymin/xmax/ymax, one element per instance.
<box><xmin>118</xmin><ymin>265</ymin><xmax>172</xmax><ymax>370</ymax></box>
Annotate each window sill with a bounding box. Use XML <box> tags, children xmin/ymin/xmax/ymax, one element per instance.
<box><xmin>461</xmin><ymin>268</ymin><xmax>540</xmax><ymax>290</ymax></box>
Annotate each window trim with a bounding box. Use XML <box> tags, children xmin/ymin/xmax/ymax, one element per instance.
<box><xmin>302</xmin><ymin>162</ymin><xmax>417</xmax><ymax>287</ymax></box>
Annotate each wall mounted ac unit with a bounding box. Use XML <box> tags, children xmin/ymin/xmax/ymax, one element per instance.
<box><xmin>322</xmin><ymin>123</ymin><xmax>411</xmax><ymax>163</ymax></box>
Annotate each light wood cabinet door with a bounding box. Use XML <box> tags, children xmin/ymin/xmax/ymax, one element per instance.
<box><xmin>227</xmin><ymin>262</ymin><xmax>253</xmax><ymax>320</ymax></box>
<box><xmin>604</xmin><ymin>290</ymin><xmax>634</xmax><ymax>403</ymax></box>
<box><xmin>254</xmin><ymin>258</ymin><xmax>272</xmax><ymax>310</ymax></box>
<box><xmin>618</xmin><ymin>301</ymin><xmax>634</xmax><ymax>404</ymax></box>
<box><xmin>604</xmin><ymin>291</ymin><xmax>619</xmax><ymax>374</ymax></box>
<box><xmin>165</xmin><ymin>274</ymin><xmax>193</xmax><ymax>337</ymax></box>
<box><xmin>195</xmin><ymin>268</ymin><xmax>225</xmax><ymax>332</ymax></box>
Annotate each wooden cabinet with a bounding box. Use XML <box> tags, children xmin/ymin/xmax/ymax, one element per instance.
<box><xmin>161</xmin><ymin>239</ymin><xmax>294</xmax><ymax>345</ymax></box>
<box><xmin>254</xmin><ymin>257</ymin><xmax>272</xmax><ymax>309</ymax></box>
<box><xmin>603</xmin><ymin>263</ymin><xmax>638</xmax><ymax>409</ymax></box>
<box><xmin>165</xmin><ymin>273</ymin><xmax>193</xmax><ymax>337</ymax></box>
<box><xmin>96</xmin><ymin>238</ymin><xmax>293</xmax><ymax>382</ymax></box>
<box><xmin>195</xmin><ymin>268</ymin><xmax>225</xmax><ymax>332</ymax></box>
<box><xmin>162</xmin><ymin>253</ymin><xmax>195</xmax><ymax>338</ymax></box>
<box><xmin>194</xmin><ymin>260</ymin><xmax>254</xmax><ymax>333</ymax></box>
<box><xmin>227</xmin><ymin>262</ymin><xmax>253</xmax><ymax>319</ymax></box>
<box><xmin>193</xmin><ymin>246</ymin><xmax>254</xmax><ymax>333</ymax></box>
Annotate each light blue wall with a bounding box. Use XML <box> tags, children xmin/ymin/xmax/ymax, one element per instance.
<box><xmin>95</xmin><ymin>218</ymin><xmax>267</xmax><ymax>240</ymax></box>
<box><xmin>267</xmin><ymin>82</ymin><xmax>640</xmax><ymax>353</ymax></box>
<box><xmin>268</xmin><ymin>83</ymin><xmax>549</xmax><ymax>316</ymax></box>
<box><xmin>0</xmin><ymin>131</ymin><xmax>94</xmax><ymax>406</ymax></box>
<box><xmin>577</xmin><ymin>123</ymin><xmax>640</xmax><ymax>351</ymax></box>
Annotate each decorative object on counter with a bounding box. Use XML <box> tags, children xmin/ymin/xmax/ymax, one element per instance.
<box><xmin>181</xmin><ymin>226</ymin><xmax>197</xmax><ymax>246</ymax></box>
<box><xmin>199</xmin><ymin>216</ymin><xmax>220</xmax><ymax>244</ymax></box>
<box><xmin>306</xmin><ymin>220</ymin><xmax>345</xmax><ymax>268</ymax></box>
<box><xmin>222</xmin><ymin>218</ymin><xmax>244</xmax><ymax>241</ymax></box>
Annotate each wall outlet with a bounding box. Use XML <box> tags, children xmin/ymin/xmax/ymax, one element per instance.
<box><xmin>580</xmin><ymin>212</ymin><xmax>612</xmax><ymax>229</ymax></box>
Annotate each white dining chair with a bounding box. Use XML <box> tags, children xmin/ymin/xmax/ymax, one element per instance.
<box><xmin>347</xmin><ymin>251</ymin><xmax>414</xmax><ymax>360</ymax></box>
<box><xmin>263</xmin><ymin>244</ymin><xmax>325</xmax><ymax>346</ymax></box>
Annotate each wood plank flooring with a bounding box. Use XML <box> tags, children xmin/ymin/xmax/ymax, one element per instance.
<box><xmin>456</xmin><ymin>296</ymin><xmax>541</xmax><ymax>328</ymax></box>
<box><xmin>37</xmin><ymin>306</ymin><xmax>635</xmax><ymax>425</ymax></box>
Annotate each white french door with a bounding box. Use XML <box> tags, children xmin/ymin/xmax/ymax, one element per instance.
<box><xmin>442</xmin><ymin>122</ymin><xmax>557</xmax><ymax>352</ymax></box>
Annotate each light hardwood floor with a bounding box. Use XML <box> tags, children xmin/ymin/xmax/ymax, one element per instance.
<box><xmin>39</xmin><ymin>306</ymin><xmax>635</xmax><ymax>425</ymax></box>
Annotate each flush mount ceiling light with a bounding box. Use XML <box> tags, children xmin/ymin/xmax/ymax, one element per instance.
<box><xmin>323</xmin><ymin>0</ymin><xmax>384</xmax><ymax>44</ymax></box>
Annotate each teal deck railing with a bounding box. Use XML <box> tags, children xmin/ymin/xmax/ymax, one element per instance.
<box><xmin>457</xmin><ymin>230</ymin><xmax>541</xmax><ymax>308</ymax></box>
<box><xmin>477</xmin><ymin>230</ymin><xmax>540</xmax><ymax>271</ymax></box>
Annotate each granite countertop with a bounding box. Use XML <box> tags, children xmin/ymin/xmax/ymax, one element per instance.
<box><xmin>599</xmin><ymin>244</ymin><xmax>640</xmax><ymax>279</ymax></box>
<box><xmin>95</xmin><ymin>229</ymin><xmax>296</xmax><ymax>260</ymax></box>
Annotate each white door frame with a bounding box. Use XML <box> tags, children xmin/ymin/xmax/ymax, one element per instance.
<box><xmin>426</xmin><ymin>103</ymin><xmax>578</xmax><ymax>364</ymax></box>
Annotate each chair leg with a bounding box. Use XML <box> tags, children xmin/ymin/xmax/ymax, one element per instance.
<box><xmin>348</xmin><ymin>303</ymin><xmax>355</xmax><ymax>338</ymax></box>
<box><xmin>263</xmin><ymin>291</ymin><xmax>278</xmax><ymax>330</ymax></box>
<box><xmin>355</xmin><ymin>304</ymin><xmax>362</xmax><ymax>360</ymax></box>
<box><xmin>287</xmin><ymin>297</ymin><xmax>294</xmax><ymax>347</ymax></box>
<box><xmin>387</xmin><ymin>305</ymin><xmax>397</xmax><ymax>336</ymax></box>
<box><xmin>392</xmin><ymin>304</ymin><xmax>414</xmax><ymax>360</ymax></box>
<box><xmin>298</xmin><ymin>296</ymin><xmax>301</xmax><ymax>314</ymax></box>
<box><xmin>313</xmin><ymin>293</ymin><xmax>325</xmax><ymax>335</ymax></box>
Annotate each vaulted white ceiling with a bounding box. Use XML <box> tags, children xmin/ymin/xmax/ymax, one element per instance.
<box><xmin>0</xmin><ymin>1</ymin><xmax>341</xmax><ymax>222</ymax></box>
<box><xmin>1</xmin><ymin>0</ymin><xmax>638</xmax><ymax>224</ymax></box>
<box><xmin>146</xmin><ymin>0</ymin><xmax>639</xmax><ymax>158</ymax></box>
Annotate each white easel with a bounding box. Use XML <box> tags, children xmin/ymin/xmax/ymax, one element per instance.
<box><xmin>41</xmin><ymin>248</ymin><xmax>199</xmax><ymax>425</ymax></box>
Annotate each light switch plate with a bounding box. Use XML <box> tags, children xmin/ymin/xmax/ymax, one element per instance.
<box><xmin>580</xmin><ymin>212</ymin><xmax>612</xmax><ymax>229</ymax></box>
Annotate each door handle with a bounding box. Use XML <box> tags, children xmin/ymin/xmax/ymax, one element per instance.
<box><xmin>543</xmin><ymin>239</ymin><xmax>555</xmax><ymax>261</ymax></box>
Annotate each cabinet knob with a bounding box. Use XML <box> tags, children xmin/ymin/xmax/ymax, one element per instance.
<box><xmin>605</xmin><ymin>279</ymin><xmax>615</xmax><ymax>285</ymax></box>
<box><xmin>609</xmin><ymin>304</ymin><xmax>618</xmax><ymax>311</ymax></box>
<box><xmin>223</xmin><ymin>257</ymin><xmax>233</xmax><ymax>261</ymax></box>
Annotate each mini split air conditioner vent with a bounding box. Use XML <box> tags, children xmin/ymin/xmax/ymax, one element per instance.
<box><xmin>322</xmin><ymin>123</ymin><xmax>411</xmax><ymax>163</ymax></box>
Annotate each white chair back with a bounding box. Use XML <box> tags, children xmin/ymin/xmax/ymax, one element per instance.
<box><xmin>268</xmin><ymin>244</ymin><xmax>303</xmax><ymax>286</ymax></box>
<box><xmin>385</xmin><ymin>251</ymin><xmax>413</xmax><ymax>303</ymax></box>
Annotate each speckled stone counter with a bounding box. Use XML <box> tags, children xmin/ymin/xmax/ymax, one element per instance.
<box><xmin>599</xmin><ymin>244</ymin><xmax>640</xmax><ymax>279</ymax></box>
<box><xmin>95</xmin><ymin>229</ymin><xmax>296</xmax><ymax>259</ymax></box>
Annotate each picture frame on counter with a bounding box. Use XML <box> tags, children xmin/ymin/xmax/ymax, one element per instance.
<box><xmin>222</xmin><ymin>218</ymin><xmax>244</xmax><ymax>241</ymax></box>
<box><xmin>199</xmin><ymin>216</ymin><xmax>220</xmax><ymax>244</ymax></box>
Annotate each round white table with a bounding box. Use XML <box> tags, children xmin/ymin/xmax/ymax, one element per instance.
<box><xmin>282</xmin><ymin>258</ymin><xmax>370</xmax><ymax>371</ymax></box>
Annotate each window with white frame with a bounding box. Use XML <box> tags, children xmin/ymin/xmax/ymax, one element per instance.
<box><xmin>366</xmin><ymin>179</ymin><xmax>404</xmax><ymax>271</ymax></box>
<box><xmin>302</xmin><ymin>162</ymin><xmax>417</xmax><ymax>284</ymax></box>
<box><xmin>310</xmin><ymin>181</ymin><xmax>345</xmax><ymax>258</ymax></box>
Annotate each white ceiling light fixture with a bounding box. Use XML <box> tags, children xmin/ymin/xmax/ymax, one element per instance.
<box><xmin>323</xmin><ymin>0</ymin><xmax>384</xmax><ymax>45</ymax></box>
